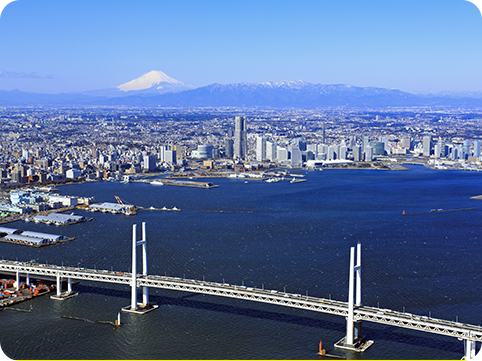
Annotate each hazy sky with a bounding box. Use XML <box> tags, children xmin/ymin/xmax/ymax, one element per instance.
<box><xmin>0</xmin><ymin>0</ymin><xmax>481</xmax><ymax>94</ymax></box>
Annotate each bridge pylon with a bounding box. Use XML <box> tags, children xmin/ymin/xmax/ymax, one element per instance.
<box><xmin>335</xmin><ymin>243</ymin><xmax>373</xmax><ymax>352</ymax></box>
<box><xmin>122</xmin><ymin>222</ymin><xmax>158</xmax><ymax>314</ymax></box>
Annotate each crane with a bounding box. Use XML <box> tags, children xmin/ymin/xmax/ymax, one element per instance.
<box><xmin>114</xmin><ymin>195</ymin><xmax>137</xmax><ymax>216</ymax></box>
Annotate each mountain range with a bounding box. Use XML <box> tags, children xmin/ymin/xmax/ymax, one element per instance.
<box><xmin>1</xmin><ymin>71</ymin><xmax>482</xmax><ymax>108</ymax></box>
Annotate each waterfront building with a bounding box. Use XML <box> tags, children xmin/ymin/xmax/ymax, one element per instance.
<box><xmin>463</xmin><ymin>139</ymin><xmax>471</xmax><ymax>159</ymax></box>
<box><xmin>289</xmin><ymin>145</ymin><xmax>302</xmax><ymax>167</ymax></box>
<box><xmin>66</xmin><ymin>169</ymin><xmax>81</xmax><ymax>179</ymax></box>
<box><xmin>339</xmin><ymin>145</ymin><xmax>347</xmax><ymax>160</ymax></box>
<box><xmin>327</xmin><ymin>146</ymin><xmax>335</xmax><ymax>160</ymax></box>
<box><xmin>400</xmin><ymin>137</ymin><xmax>411</xmax><ymax>149</ymax></box>
<box><xmin>164</xmin><ymin>150</ymin><xmax>177</xmax><ymax>164</ymax></box>
<box><xmin>234</xmin><ymin>116</ymin><xmax>247</xmax><ymax>159</ymax></box>
<box><xmin>362</xmin><ymin>136</ymin><xmax>370</xmax><ymax>152</ymax></box>
<box><xmin>353</xmin><ymin>145</ymin><xmax>362</xmax><ymax>162</ymax></box>
<box><xmin>423</xmin><ymin>136</ymin><xmax>432</xmax><ymax>156</ymax></box>
<box><xmin>474</xmin><ymin>140</ymin><xmax>481</xmax><ymax>158</ymax></box>
<box><xmin>256</xmin><ymin>136</ymin><xmax>266</xmax><ymax>162</ymax></box>
<box><xmin>277</xmin><ymin>147</ymin><xmax>289</xmax><ymax>163</ymax></box>
<box><xmin>224</xmin><ymin>138</ymin><xmax>234</xmax><ymax>158</ymax></box>
<box><xmin>192</xmin><ymin>145</ymin><xmax>215</xmax><ymax>159</ymax></box>
<box><xmin>266</xmin><ymin>141</ymin><xmax>277</xmax><ymax>161</ymax></box>
<box><xmin>369</xmin><ymin>141</ymin><xmax>385</xmax><ymax>156</ymax></box>
<box><xmin>365</xmin><ymin>146</ymin><xmax>373</xmax><ymax>161</ymax></box>
<box><xmin>143</xmin><ymin>155</ymin><xmax>157</xmax><ymax>171</ymax></box>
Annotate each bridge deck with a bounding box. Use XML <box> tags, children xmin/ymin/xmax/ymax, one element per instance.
<box><xmin>1</xmin><ymin>260</ymin><xmax>481</xmax><ymax>342</ymax></box>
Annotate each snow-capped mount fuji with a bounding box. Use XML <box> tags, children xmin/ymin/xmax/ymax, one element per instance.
<box><xmin>79</xmin><ymin>70</ymin><xmax>193</xmax><ymax>97</ymax></box>
<box><xmin>116</xmin><ymin>70</ymin><xmax>193</xmax><ymax>93</ymax></box>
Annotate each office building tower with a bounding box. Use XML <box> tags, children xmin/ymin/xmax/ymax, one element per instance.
<box><xmin>353</xmin><ymin>145</ymin><xmax>362</xmax><ymax>162</ymax></box>
<box><xmin>256</xmin><ymin>136</ymin><xmax>266</xmax><ymax>162</ymax></box>
<box><xmin>143</xmin><ymin>155</ymin><xmax>157</xmax><ymax>171</ymax></box>
<box><xmin>289</xmin><ymin>145</ymin><xmax>302</xmax><ymax>167</ymax></box>
<box><xmin>164</xmin><ymin>150</ymin><xmax>176</xmax><ymax>164</ymax></box>
<box><xmin>400</xmin><ymin>137</ymin><xmax>411</xmax><ymax>149</ymax></box>
<box><xmin>296</xmin><ymin>138</ymin><xmax>307</xmax><ymax>151</ymax></box>
<box><xmin>381</xmin><ymin>136</ymin><xmax>389</xmax><ymax>152</ymax></box>
<box><xmin>434</xmin><ymin>144</ymin><xmax>441</xmax><ymax>158</ymax></box>
<box><xmin>322</xmin><ymin>123</ymin><xmax>326</xmax><ymax>144</ymax></box>
<box><xmin>369</xmin><ymin>141</ymin><xmax>385</xmax><ymax>156</ymax></box>
<box><xmin>422</xmin><ymin>136</ymin><xmax>432</xmax><ymax>156</ymax></box>
<box><xmin>277</xmin><ymin>147</ymin><xmax>289</xmax><ymax>163</ymax></box>
<box><xmin>362</xmin><ymin>136</ymin><xmax>370</xmax><ymax>152</ymax></box>
<box><xmin>364</xmin><ymin>146</ymin><xmax>373</xmax><ymax>161</ymax></box>
<box><xmin>437</xmin><ymin>138</ymin><xmax>446</xmax><ymax>157</ymax></box>
<box><xmin>463</xmin><ymin>139</ymin><xmax>471</xmax><ymax>159</ymax></box>
<box><xmin>225</xmin><ymin>138</ymin><xmax>234</xmax><ymax>158</ymax></box>
<box><xmin>307</xmin><ymin>143</ymin><xmax>318</xmax><ymax>153</ymax></box>
<box><xmin>327</xmin><ymin>146</ymin><xmax>335</xmax><ymax>160</ymax></box>
<box><xmin>234</xmin><ymin>116</ymin><xmax>247</xmax><ymax>159</ymax></box>
<box><xmin>474</xmin><ymin>140</ymin><xmax>481</xmax><ymax>158</ymax></box>
<box><xmin>339</xmin><ymin>145</ymin><xmax>347</xmax><ymax>160</ymax></box>
<box><xmin>266</xmin><ymin>141</ymin><xmax>277</xmax><ymax>161</ymax></box>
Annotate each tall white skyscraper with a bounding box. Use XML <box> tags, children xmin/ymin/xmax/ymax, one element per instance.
<box><xmin>234</xmin><ymin>116</ymin><xmax>247</xmax><ymax>159</ymax></box>
<box><xmin>256</xmin><ymin>136</ymin><xmax>266</xmax><ymax>162</ymax></box>
<box><xmin>422</xmin><ymin>136</ymin><xmax>432</xmax><ymax>157</ymax></box>
<box><xmin>474</xmin><ymin>140</ymin><xmax>481</xmax><ymax>158</ymax></box>
<box><xmin>266</xmin><ymin>141</ymin><xmax>277</xmax><ymax>161</ymax></box>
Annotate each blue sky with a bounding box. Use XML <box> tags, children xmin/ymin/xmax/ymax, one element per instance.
<box><xmin>0</xmin><ymin>0</ymin><xmax>481</xmax><ymax>94</ymax></box>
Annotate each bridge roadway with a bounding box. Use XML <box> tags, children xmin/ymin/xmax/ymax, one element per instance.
<box><xmin>2</xmin><ymin>260</ymin><xmax>482</xmax><ymax>342</ymax></box>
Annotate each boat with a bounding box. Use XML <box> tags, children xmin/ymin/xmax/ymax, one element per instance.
<box><xmin>150</xmin><ymin>181</ymin><xmax>164</xmax><ymax>186</ymax></box>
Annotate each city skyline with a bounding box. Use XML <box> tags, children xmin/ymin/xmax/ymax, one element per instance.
<box><xmin>0</xmin><ymin>0</ymin><xmax>481</xmax><ymax>95</ymax></box>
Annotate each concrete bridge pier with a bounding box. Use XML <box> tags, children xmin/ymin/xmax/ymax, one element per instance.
<box><xmin>51</xmin><ymin>273</ymin><xmax>78</xmax><ymax>300</ymax></box>
<box><xmin>462</xmin><ymin>340</ymin><xmax>475</xmax><ymax>360</ymax></box>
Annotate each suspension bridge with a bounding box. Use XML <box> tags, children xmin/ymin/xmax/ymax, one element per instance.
<box><xmin>0</xmin><ymin>223</ymin><xmax>481</xmax><ymax>359</ymax></box>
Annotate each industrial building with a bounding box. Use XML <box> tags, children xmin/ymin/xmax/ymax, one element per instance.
<box><xmin>0</xmin><ymin>227</ymin><xmax>20</xmax><ymax>235</ymax></box>
<box><xmin>5</xmin><ymin>234</ymin><xmax>49</xmax><ymax>246</ymax></box>
<box><xmin>20</xmin><ymin>231</ymin><xmax>65</xmax><ymax>243</ymax></box>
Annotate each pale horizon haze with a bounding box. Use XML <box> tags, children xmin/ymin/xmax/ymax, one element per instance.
<box><xmin>0</xmin><ymin>0</ymin><xmax>481</xmax><ymax>95</ymax></box>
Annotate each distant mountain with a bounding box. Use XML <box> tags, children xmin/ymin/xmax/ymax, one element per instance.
<box><xmin>78</xmin><ymin>70</ymin><xmax>193</xmax><ymax>97</ymax></box>
<box><xmin>1</xmin><ymin>79</ymin><xmax>482</xmax><ymax>108</ymax></box>
<box><xmin>101</xmin><ymin>81</ymin><xmax>482</xmax><ymax>108</ymax></box>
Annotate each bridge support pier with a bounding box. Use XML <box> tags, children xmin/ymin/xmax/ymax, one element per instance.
<box><xmin>335</xmin><ymin>243</ymin><xmax>374</xmax><ymax>352</ymax></box>
<box><xmin>122</xmin><ymin>223</ymin><xmax>158</xmax><ymax>314</ymax></box>
<box><xmin>464</xmin><ymin>339</ymin><xmax>478</xmax><ymax>360</ymax></box>
<box><xmin>26</xmin><ymin>272</ymin><xmax>30</xmax><ymax>286</ymax></box>
<box><xmin>51</xmin><ymin>273</ymin><xmax>78</xmax><ymax>301</ymax></box>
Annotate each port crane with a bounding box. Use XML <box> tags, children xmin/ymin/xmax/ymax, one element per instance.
<box><xmin>114</xmin><ymin>195</ymin><xmax>136</xmax><ymax>216</ymax></box>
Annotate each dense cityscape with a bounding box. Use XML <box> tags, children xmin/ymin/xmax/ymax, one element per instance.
<box><xmin>0</xmin><ymin>105</ymin><xmax>480</xmax><ymax>213</ymax></box>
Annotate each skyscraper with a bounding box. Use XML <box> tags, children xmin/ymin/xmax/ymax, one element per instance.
<box><xmin>423</xmin><ymin>136</ymin><xmax>432</xmax><ymax>157</ymax></box>
<box><xmin>234</xmin><ymin>116</ymin><xmax>247</xmax><ymax>159</ymax></box>
<box><xmin>256</xmin><ymin>136</ymin><xmax>266</xmax><ymax>162</ymax></box>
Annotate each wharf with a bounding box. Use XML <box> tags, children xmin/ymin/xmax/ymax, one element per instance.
<box><xmin>160</xmin><ymin>179</ymin><xmax>220</xmax><ymax>189</ymax></box>
<box><xmin>0</xmin><ymin>236</ymin><xmax>76</xmax><ymax>248</ymax></box>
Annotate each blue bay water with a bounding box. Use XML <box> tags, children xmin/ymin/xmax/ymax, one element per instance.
<box><xmin>1</xmin><ymin>165</ymin><xmax>482</xmax><ymax>359</ymax></box>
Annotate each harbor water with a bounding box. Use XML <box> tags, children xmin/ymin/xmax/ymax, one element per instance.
<box><xmin>1</xmin><ymin>165</ymin><xmax>482</xmax><ymax>359</ymax></box>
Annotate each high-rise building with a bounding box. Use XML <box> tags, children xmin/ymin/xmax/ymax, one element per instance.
<box><xmin>143</xmin><ymin>155</ymin><xmax>156</xmax><ymax>171</ymax></box>
<box><xmin>224</xmin><ymin>138</ymin><xmax>234</xmax><ymax>158</ymax></box>
<box><xmin>277</xmin><ymin>147</ymin><xmax>289</xmax><ymax>163</ymax></box>
<box><xmin>234</xmin><ymin>116</ymin><xmax>247</xmax><ymax>159</ymax></box>
<box><xmin>164</xmin><ymin>150</ymin><xmax>176</xmax><ymax>164</ymax></box>
<box><xmin>256</xmin><ymin>136</ymin><xmax>266</xmax><ymax>162</ymax></box>
<box><xmin>364</xmin><ymin>146</ymin><xmax>373</xmax><ymax>161</ymax></box>
<box><xmin>474</xmin><ymin>140</ymin><xmax>481</xmax><ymax>158</ymax></box>
<box><xmin>353</xmin><ymin>145</ymin><xmax>362</xmax><ymax>162</ymax></box>
<box><xmin>422</xmin><ymin>136</ymin><xmax>432</xmax><ymax>157</ymax></box>
<box><xmin>289</xmin><ymin>145</ymin><xmax>302</xmax><ymax>167</ymax></box>
<box><xmin>266</xmin><ymin>141</ymin><xmax>277</xmax><ymax>161</ymax></box>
